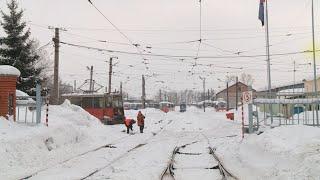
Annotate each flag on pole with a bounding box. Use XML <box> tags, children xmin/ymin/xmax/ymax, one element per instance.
<box><xmin>259</xmin><ymin>0</ymin><xmax>265</xmax><ymax>26</ymax></box>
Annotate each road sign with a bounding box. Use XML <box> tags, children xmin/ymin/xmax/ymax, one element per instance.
<box><xmin>242</xmin><ymin>91</ymin><xmax>253</xmax><ymax>104</ymax></box>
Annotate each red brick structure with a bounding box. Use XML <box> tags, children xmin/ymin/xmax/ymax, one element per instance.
<box><xmin>215</xmin><ymin>82</ymin><xmax>256</xmax><ymax>109</ymax></box>
<box><xmin>0</xmin><ymin>65</ymin><xmax>20</xmax><ymax>121</ymax></box>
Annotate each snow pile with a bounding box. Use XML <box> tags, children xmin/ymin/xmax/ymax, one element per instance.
<box><xmin>0</xmin><ymin>65</ymin><xmax>20</xmax><ymax>76</ymax></box>
<box><xmin>217</xmin><ymin>125</ymin><xmax>320</xmax><ymax>179</ymax></box>
<box><xmin>0</xmin><ymin>100</ymin><xmax>108</xmax><ymax>179</ymax></box>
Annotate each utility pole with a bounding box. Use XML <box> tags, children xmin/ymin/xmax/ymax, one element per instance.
<box><xmin>236</xmin><ymin>76</ymin><xmax>239</xmax><ymax>111</ymax></box>
<box><xmin>89</xmin><ymin>66</ymin><xmax>93</xmax><ymax>92</ymax></box>
<box><xmin>108</xmin><ymin>58</ymin><xmax>112</xmax><ymax>94</ymax></box>
<box><xmin>120</xmin><ymin>82</ymin><xmax>123</xmax><ymax>96</ymax></box>
<box><xmin>48</xmin><ymin>26</ymin><xmax>66</xmax><ymax>104</ymax></box>
<box><xmin>74</xmin><ymin>80</ymin><xmax>77</xmax><ymax>93</ymax></box>
<box><xmin>293</xmin><ymin>60</ymin><xmax>296</xmax><ymax>94</ymax></box>
<box><xmin>203</xmin><ymin>78</ymin><xmax>206</xmax><ymax>112</ymax></box>
<box><xmin>265</xmin><ymin>0</ymin><xmax>273</xmax><ymax>124</ymax></box>
<box><xmin>199</xmin><ymin>76</ymin><xmax>206</xmax><ymax>112</ymax></box>
<box><xmin>142</xmin><ymin>75</ymin><xmax>146</xmax><ymax>109</ymax></box>
<box><xmin>227</xmin><ymin>81</ymin><xmax>229</xmax><ymax>111</ymax></box>
<box><xmin>107</xmin><ymin>56</ymin><xmax>118</xmax><ymax>94</ymax></box>
<box><xmin>159</xmin><ymin>89</ymin><xmax>162</xmax><ymax>102</ymax></box>
<box><xmin>52</xmin><ymin>28</ymin><xmax>60</xmax><ymax>104</ymax></box>
<box><xmin>311</xmin><ymin>0</ymin><xmax>319</xmax><ymax>126</ymax></box>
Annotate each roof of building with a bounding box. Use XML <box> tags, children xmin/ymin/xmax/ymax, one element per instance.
<box><xmin>216</xmin><ymin>82</ymin><xmax>254</xmax><ymax>95</ymax></box>
<box><xmin>0</xmin><ymin>65</ymin><xmax>20</xmax><ymax>76</ymax></box>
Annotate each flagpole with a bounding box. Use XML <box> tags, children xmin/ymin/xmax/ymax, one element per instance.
<box><xmin>265</xmin><ymin>0</ymin><xmax>273</xmax><ymax>124</ymax></box>
<box><xmin>311</xmin><ymin>0</ymin><xmax>319</xmax><ymax>126</ymax></box>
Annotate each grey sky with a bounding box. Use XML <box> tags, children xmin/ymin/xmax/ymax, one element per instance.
<box><xmin>1</xmin><ymin>0</ymin><xmax>320</xmax><ymax>97</ymax></box>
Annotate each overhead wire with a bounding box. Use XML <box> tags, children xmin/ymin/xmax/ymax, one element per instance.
<box><xmin>87</xmin><ymin>0</ymin><xmax>149</xmax><ymax>71</ymax></box>
<box><xmin>59</xmin><ymin>41</ymin><xmax>320</xmax><ymax>60</ymax></box>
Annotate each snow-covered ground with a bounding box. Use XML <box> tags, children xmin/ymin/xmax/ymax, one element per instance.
<box><xmin>0</xmin><ymin>103</ymin><xmax>319</xmax><ymax>179</ymax></box>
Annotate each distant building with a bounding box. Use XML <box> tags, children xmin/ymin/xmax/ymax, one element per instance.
<box><xmin>303</xmin><ymin>77</ymin><xmax>320</xmax><ymax>94</ymax></box>
<box><xmin>257</xmin><ymin>82</ymin><xmax>304</xmax><ymax>94</ymax></box>
<box><xmin>215</xmin><ymin>82</ymin><xmax>256</xmax><ymax>109</ymax></box>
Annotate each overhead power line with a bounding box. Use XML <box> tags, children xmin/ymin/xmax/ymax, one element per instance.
<box><xmin>60</xmin><ymin>41</ymin><xmax>319</xmax><ymax>60</ymax></box>
<box><xmin>87</xmin><ymin>0</ymin><xmax>149</xmax><ymax>70</ymax></box>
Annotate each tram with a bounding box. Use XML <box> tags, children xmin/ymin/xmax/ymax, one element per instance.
<box><xmin>159</xmin><ymin>101</ymin><xmax>175</xmax><ymax>113</ymax></box>
<box><xmin>179</xmin><ymin>103</ymin><xmax>187</xmax><ymax>112</ymax></box>
<box><xmin>61</xmin><ymin>93</ymin><xmax>125</xmax><ymax>125</ymax></box>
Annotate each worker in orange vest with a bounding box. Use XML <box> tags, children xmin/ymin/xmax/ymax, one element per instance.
<box><xmin>137</xmin><ymin>111</ymin><xmax>145</xmax><ymax>133</ymax></box>
<box><xmin>124</xmin><ymin>118</ymin><xmax>135</xmax><ymax>134</ymax></box>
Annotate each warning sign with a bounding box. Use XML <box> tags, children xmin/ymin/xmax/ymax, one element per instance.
<box><xmin>242</xmin><ymin>91</ymin><xmax>253</xmax><ymax>104</ymax></box>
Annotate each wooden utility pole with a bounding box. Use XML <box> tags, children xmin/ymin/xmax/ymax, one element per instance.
<box><xmin>142</xmin><ymin>75</ymin><xmax>146</xmax><ymax>109</ymax></box>
<box><xmin>49</xmin><ymin>26</ymin><xmax>66</xmax><ymax>104</ymax></box>
<box><xmin>52</xmin><ymin>28</ymin><xmax>60</xmax><ymax>104</ymax></box>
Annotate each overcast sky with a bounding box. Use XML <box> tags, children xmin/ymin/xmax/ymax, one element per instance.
<box><xmin>1</xmin><ymin>0</ymin><xmax>320</xmax><ymax>97</ymax></box>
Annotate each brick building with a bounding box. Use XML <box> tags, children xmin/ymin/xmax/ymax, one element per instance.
<box><xmin>215</xmin><ymin>82</ymin><xmax>256</xmax><ymax>109</ymax></box>
<box><xmin>0</xmin><ymin>65</ymin><xmax>20</xmax><ymax>121</ymax></box>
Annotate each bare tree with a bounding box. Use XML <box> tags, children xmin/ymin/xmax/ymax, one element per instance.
<box><xmin>240</xmin><ymin>72</ymin><xmax>255</xmax><ymax>86</ymax></box>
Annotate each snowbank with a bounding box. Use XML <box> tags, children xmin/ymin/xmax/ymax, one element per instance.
<box><xmin>217</xmin><ymin>125</ymin><xmax>320</xmax><ymax>179</ymax></box>
<box><xmin>0</xmin><ymin>100</ymin><xmax>111</xmax><ymax>179</ymax></box>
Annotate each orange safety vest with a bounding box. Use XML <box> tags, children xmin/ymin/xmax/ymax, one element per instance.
<box><xmin>137</xmin><ymin>114</ymin><xmax>145</xmax><ymax>126</ymax></box>
<box><xmin>124</xmin><ymin>118</ymin><xmax>132</xmax><ymax>127</ymax></box>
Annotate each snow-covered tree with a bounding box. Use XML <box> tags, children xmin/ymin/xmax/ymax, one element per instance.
<box><xmin>0</xmin><ymin>0</ymin><xmax>43</xmax><ymax>94</ymax></box>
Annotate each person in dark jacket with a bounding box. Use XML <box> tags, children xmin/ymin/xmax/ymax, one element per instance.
<box><xmin>137</xmin><ymin>111</ymin><xmax>145</xmax><ymax>133</ymax></box>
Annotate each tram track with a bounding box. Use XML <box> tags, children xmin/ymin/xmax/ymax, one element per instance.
<box><xmin>161</xmin><ymin>134</ymin><xmax>239</xmax><ymax>180</ymax></box>
<box><xmin>20</xmin><ymin>116</ymin><xmax>175</xmax><ymax>180</ymax></box>
<box><xmin>78</xmin><ymin>117</ymin><xmax>176</xmax><ymax>179</ymax></box>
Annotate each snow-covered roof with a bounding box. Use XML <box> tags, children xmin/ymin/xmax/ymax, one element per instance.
<box><xmin>159</xmin><ymin>101</ymin><xmax>174</xmax><ymax>104</ymax></box>
<box><xmin>0</xmin><ymin>65</ymin><xmax>20</xmax><ymax>76</ymax></box>
<box><xmin>277</xmin><ymin>88</ymin><xmax>305</xmax><ymax>96</ymax></box>
<box><xmin>256</xmin><ymin>81</ymin><xmax>304</xmax><ymax>92</ymax></box>
<box><xmin>16</xmin><ymin>90</ymin><xmax>30</xmax><ymax>97</ymax></box>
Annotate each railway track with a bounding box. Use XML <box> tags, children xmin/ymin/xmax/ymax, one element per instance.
<box><xmin>20</xmin><ymin>116</ymin><xmax>175</xmax><ymax>180</ymax></box>
<box><xmin>161</xmin><ymin>138</ymin><xmax>238</xmax><ymax>180</ymax></box>
<box><xmin>79</xmin><ymin>118</ymin><xmax>176</xmax><ymax>179</ymax></box>
<box><xmin>19</xmin><ymin>136</ymin><xmax>126</xmax><ymax>180</ymax></box>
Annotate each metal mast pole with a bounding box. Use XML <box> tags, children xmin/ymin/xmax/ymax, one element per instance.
<box><xmin>311</xmin><ymin>0</ymin><xmax>319</xmax><ymax>125</ymax></box>
<box><xmin>293</xmin><ymin>60</ymin><xmax>296</xmax><ymax>94</ymax></box>
<box><xmin>236</xmin><ymin>76</ymin><xmax>239</xmax><ymax>111</ymax></box>
<box><xmin>89</xmin><ymin>66</ymin><xmax>93</xmax><ymax>92</ymax></box>
<box><xmin>108</xmin><ymin>58</ymin><xmax>113</xmax><ymax>94</ymax></box>
<box><xmin>226</xmin><ymin>81</ymin><xmax>229</xmax><ymax>111</ymax></box>
<box><xmin>203</xmin><ymin>78</ymin><xmax>206</xmax><ymax>112</ymax></box>
<box><xmin>142</xmin><ymin>75</ymin><xmax>146</xmax><ymax>109</ymax></box>
<box><xmin>265</xmin><ymin>0</ymin><xmax>273</xmax><ymax>124</ymax></box>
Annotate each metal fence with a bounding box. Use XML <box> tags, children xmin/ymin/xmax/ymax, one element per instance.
<box><xmin>15</xmin><ymin>84</ymin><xmax>49</xmax><ymax>126</ymax></box>
<box><xmin>254</xmin><ymin>92</ymin><xmax>320</xmax><ymax>127</ymax></box>
<box><xmin>16</xmin><ymin>95</ymin><xmax>48</xmax><ymax>124</ymax></box>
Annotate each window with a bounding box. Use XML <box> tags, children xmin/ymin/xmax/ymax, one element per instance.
<box><xmin>82</xmin><ymin>97</ymin><xmax>93</xmax><ymax>108</ymax></box>
<box><xmin>105</xmin><ymin>96</ymin><xmax>112</xmax><ymax>107</ymax></box>
<box><xmin>93</xmin><ymin>97</ymin><xmax>104</xmax><ymax>108</ymax></box>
